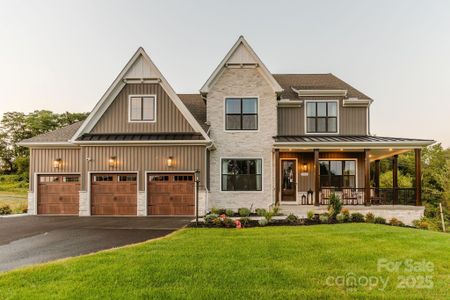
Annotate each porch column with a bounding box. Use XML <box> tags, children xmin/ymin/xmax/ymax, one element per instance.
<box><xmin>364</xmin><ymin>149</ymin><xmax>371</xmax><ymax>205</ymax></box>
<box><xmin>314</xmin><ymin>149</ymin><xmax>320</xmax><ymax>206</ymax></box>
<box><xmin>275</xmin><ymin>149</ymin><xmax>280</xmax><ymax>206</ymax></box>
<box><xmin>415</xmin><ymin>148</ymin><xmax>422</xmax><ymax>206</ymax></box>
<box><xmin>374</xmin><ymin>159</ymin><xmax>381</xmax><ymax>196</ymax></box>
<box><xmin>393</xmin><ymin>155</ymin><xmax>399</xmax><ymax>204</ymax></box>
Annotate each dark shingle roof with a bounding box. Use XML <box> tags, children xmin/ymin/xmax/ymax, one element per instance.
<box><xmin>178</xmin><ymin>94</ymin><xmax>208</xmax><ymax>131</ymax></box>
<box><xmin>275</xmin><ymin>135</ymin><xmax>434</xmax><ymax>144</ymax></box>
<box><xmin>77</xmin><ymin>132</ymin><xmax>204</xmax><ymax>141</ymax></box>
<box><xmin>272</xmin><ymin>74</ymin><xmax>372</xmax><ymax>100</ymax></box>
<box><xmin>19</xmin><ymin>121</ymin><xmax>83</xmax><ymax>144</ymax></box>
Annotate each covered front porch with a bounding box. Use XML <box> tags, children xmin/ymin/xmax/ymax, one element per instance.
<box><xmin>274</xmin><ymin>136</ymin><xmax>435</xmax><ymax>208</ymax></box>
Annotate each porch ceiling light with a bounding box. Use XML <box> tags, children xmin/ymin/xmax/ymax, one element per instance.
<box><xmin>109</xmin><ymin>156</ymin><xmax>117</xmax><ymax>168</ymax></box>
<box><xmin>53</xmin><ymin>158</ymin><xmax>62</xmax><ymax>169</ymax></box>
<box><xmin>167</xmin><ymin>156</ymin><xmax>173</xmax><ymax>167</ymax></box>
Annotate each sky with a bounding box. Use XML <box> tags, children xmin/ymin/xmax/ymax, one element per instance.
<box><xmin>0</xmin><ymin>0</ymin><xmax>449</xmax><ymax>146</ymax></box>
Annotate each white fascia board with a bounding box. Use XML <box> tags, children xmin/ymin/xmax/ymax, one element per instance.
<box><xmin>277</xmin><ymin>100</ymin><xmax>303</xmax><ymax>107</ymax></box>
<box><xmin>18</xmin><ymin>141</ymin><xmax>75</xmax><ymax>147</ymax></box>
<box><xmin>200</xmin><ymin>36</ymin><xmax>283</xmax><ymax>94</ymax></box>
<box><xmin>343</xmin><ymin>98</ymin><xmax>372</xmax><ymax>107</ymax></box>
<box><xmin>70</xmin><ymin>48</ymin><xmax>210</xmax><ymax>142</ymax></box>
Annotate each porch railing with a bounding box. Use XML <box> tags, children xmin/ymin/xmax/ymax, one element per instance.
<box><xmin>317</xmin><ymin>187</ymin><xmax>416</xmax><ymax>206</ymax></box>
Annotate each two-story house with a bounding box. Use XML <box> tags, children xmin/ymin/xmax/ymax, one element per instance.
<box><xmin>20</xmin><ymin>36</ymin><xmax>434</xmax><ymax>220</ymax></box>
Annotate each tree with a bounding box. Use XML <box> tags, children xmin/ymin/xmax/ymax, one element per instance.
<box><xmin>0</xmin><ymin>110</ymin><xmax>88</xmax><ymax>178</ymax></box>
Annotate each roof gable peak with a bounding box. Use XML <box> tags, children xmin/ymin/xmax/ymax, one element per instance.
<box><xmin>200</xmin><ymin>36</ymin><xmax>283</xmax><ymax>94</ymax></box>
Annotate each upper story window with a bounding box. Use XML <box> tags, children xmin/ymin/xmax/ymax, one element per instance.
<box><xmin>225</xmin><ymin>98</ymin><xmax>258</xmax><ymax>130</ymax></box>
<box><xmin>306</xmin><ymin>101</ymin><xmax>338</xmax><ymax>133</ymax></box>
<box><xmin>129</xmin><ymin>95</ymin><xmax>156</xmax><ymax>122</ymax></box>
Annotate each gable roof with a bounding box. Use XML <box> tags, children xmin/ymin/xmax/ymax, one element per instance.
<box><xmin>178</xmin><ymin>94</ymin><xmax>208</xmax><ymax>131</ymax></box>
<box><xmin>18</xmin><ymin>121</ymin><xmax>83</xmax><ymax>146</ymax></box>
<box><xmin>71</xmin><ymin>47</ymin><xmax>210</xmax><ymax>142</ymax></box>
<box><xmin>272</xmin><ymin>74</ymin><xmax>372</xmax><ymax>100</ymax></box>
<box><xmin>200</xmin><ymin>36</ymin><xmax>283</xmax><ymax>94</ymax></box>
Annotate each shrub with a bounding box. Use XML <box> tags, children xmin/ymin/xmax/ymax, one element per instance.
<box><xmin>258</xmin><ymin>217</ymin><xmax>268</xmax><ymax>226</ymax></box>
<box><xmin>328</xmin><ymin>193</ymin><xmax>342</xmax><ymax>219</ymax></box>
<box><xmin>374</xmin><ymin>216</ymin><xmax>386</xmax><ymax>224</ymax></box>
<box><xmin>217</xmin><ymin>208</ymin><xmax>227</xmax><ymax>215</ymax></box>
<box><xmin>255</xmin><ymin>208</ymin><xmax>267</xmax><ymax>216</ymax></box>
<box><xmin>0</xmin><ymin>205</ymin><xmax>12</xmax><ymax>215</ymax></box>
<box><xmin>336</xmin><ymin>214</ymin><xmax>345</xmax><ymax>223</ymax></box>
<box><xmin>286</xmin><ymin>213</ymin><xmax>298</xmax><ymax>224</ymax></box>
<box><xmin>412</xmin><ymin>219</ymin><xmax>430</xmax><ymax>230</ymax></box>
<box><xmin>389</xmin><ymin>218</ymin><xmax>404</xmax><ymax>227</ymax></box>
<box><xmin>211</xmin><ymin>207</ymin><xmax>219</xmax><ymax>214</ymax></box>
<box><xmin>264</xmin><ymin>211</ymin><xmax>274</xmax><ymax>222</ymax></box>
<box><xmin>307</xmin><ymin>210</ymin><xmax>314</xmax><ymax>220</ymax></box>
<box><xmin>365</xmin><ymin>212</ymin><xmax>375</xmax><ymax>223</ymax></box>
<box><xmin>239</xmin><ymin>217</ymin><xmax>251</xmax><ymax>227</ymax></box>
<box><xmin>319</xmin><ymin>214</ymin><xmax>329</xmax><ymax>224</ymax></box>
<box><xmin>204</xmin><ymin>213</ymin><xmax>218</xmax><ymax>224</ymax></box>
<box><xmin>238</xmin><ymin>207</ymin><xmax>251</xmax><ymax>217</ymax></box>
<box><xmin>223</xmin><ymin>217</ymin><xmax>235</xmax><ymax>228</ymax></box>
<box><xmin>272</xmin><ymin>206</ymin><xmax>281</xmax><ymax>216</ymax></box>
<box><xmin>342</xmin><ymin>208</ymin><xmax>350</xmax><ymax>222</ymax></box>
<box><xmin>212</xmin><ymin>217</ymin><xmax>222</xmax><ymax>226</ymax></box>
<box><xmin>350</xmin><ymin>213</ymin><xmax>365</xmax><ymax>222</ymax></box>
<box><xmin>225</xmin><ymin>209</ymin><xmax>234</xmax><ymax>217</ymax></box>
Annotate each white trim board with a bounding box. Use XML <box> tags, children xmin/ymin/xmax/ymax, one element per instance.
<box><xmin>71</xmin><ymin>47</ymin><xmax>210</xmax><ymax>142</ymax></box>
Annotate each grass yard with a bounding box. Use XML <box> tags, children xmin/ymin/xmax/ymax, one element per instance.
<box><xmin>0</xmin><ymin>192</ymin><xmax>27</xmax><ymax>214</ymax></box>
<box><xmin>0</xmin><ymin>224</ymin><xmax>448</xmax><ymax>299</ymax></box>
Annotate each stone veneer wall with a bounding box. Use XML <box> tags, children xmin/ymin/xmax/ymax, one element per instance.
<box><xmin>207</xmin><ymin>67</ymin><xmax>277</xmax><ymax>210</ymax></box>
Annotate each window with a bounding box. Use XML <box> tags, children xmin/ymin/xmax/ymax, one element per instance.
<box><xmin>221</xmin><ymin>159</ymin><xmax>262</xmax><ymax>191</ymax></box>
<box><xmin>149</xmin><ymin>175</ymin><xmax>169</xmax><ymax>182</ymax></box>
<box><xmin>129</xmin><ymin>95</ymin><xmax>156</xmax><ymax>122</ymax></box>
<box><xmin>94</xmin><ymin>175</ymin><xmax>113</xmax><ymax>182</ymax></box>
<box><xmin>225</xmin><ymin>98</ymin><xmax>258</xmax><ymax>130</ymax></box>
<box><xmin>306</xmin><ymin>101</ymin><xmax>338</xmax><ymax>133</ymax></box>
<box><xmin>320</xmin><ymin>160</ymin><xmax>356</xmax><ymax>188</ymax></box>
<box><xmin>63</xmin><ymin>176</ymin><xmax>79</xmax><ymax>183</ymax></box>
<box><xmin>118</xmin><ymin>175</ymin><xmax>137</xmax><ymax>182</ymax></box>
<box><xmin>174</xmin><ymin>175</ymin><xmax>193</xmax><ymax>181</ymax></box>
<box><xmin>39</xmin><ymin>176</ymin><xmax>59</xmax><ymax>183</ymax></box>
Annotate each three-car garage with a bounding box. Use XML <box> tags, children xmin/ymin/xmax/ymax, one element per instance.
<box><xmin>36</xmin><ymin>172</ymin><xmax>195</xmax><ymax>216</ymax></box>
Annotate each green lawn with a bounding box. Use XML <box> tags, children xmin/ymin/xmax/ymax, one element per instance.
<box><xmin>0</xmin><ymin>224</ymin><xmax>449</xmax><ymax>299</ymax></box>
<box><xmin>0</xmin><ymin>192</ymin><xmax>27</xmax><ymax>214</ymax></box>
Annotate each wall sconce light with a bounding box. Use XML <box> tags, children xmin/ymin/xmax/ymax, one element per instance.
<box><xmin>302</xmin><ymin>162</ymin><xmax>308</xmax><ymax>173</ymax></box>
<box><xmin>109</xmin><ymin>156</ymin><xmax>117</xmax><ymax>168</ymax></box>
<box><xmin>167</xmin><ymin>156</ymin><xmax>173</xmax><ymax>167</ymax></box>
<box><xmin>53</xmin><ymin>158</ymin><xmax>62</xmax><ymax>169</ymax></box>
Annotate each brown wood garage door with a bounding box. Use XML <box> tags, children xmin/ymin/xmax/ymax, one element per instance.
<box><xmin>91</xmin><ymin>173</ymin><xmax>137</xmax><ymax>215</ymax></box>
<box><xmin>148</xmin><ymin>173</ymin><xmax>195</xmax><ymax>216</ymax></box>
<box><xmin>37</xmin><ymin>174</ymin><xmax>80</xmax><ymax>215</ymax></box>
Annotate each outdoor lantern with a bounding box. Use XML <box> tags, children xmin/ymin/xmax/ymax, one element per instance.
<box><xmin>194</xmin><ymin>169</ymin><xmax>200</xmax><ymax>226</ymax></box>
<box><xmin>302</xmin><ymin>162</ymin><xmax>308</xmax><ymax>173</ymax></box>
<box><xmin>167</xmin><ymin>156</ymin><xmax>173</xmax><ymax>167</ymax></box>
<box><xmin>194</xmin><ymin>169</ymin><xmax>200</xmax><ymax>183</ymax></box>
<box><xmin>53</xmin><ymin>158</ymin><xmax>62</xmax><ymax>169</ymax></box>
<box><xmin>108</xmin><ymin>156</ymin><xmax>117</xmax><ymax>168</ymax></box>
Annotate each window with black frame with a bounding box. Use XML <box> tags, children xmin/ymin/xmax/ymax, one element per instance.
<box><xmin>221</xmin><ymin>159</ymin><xmax>262</xmax><ymax>191</ymax></box>
<box><xmin>320</xmin><ymin>160</ymin><xmax>356</xmax><ymax>188</ymax></box>
<box><xmin>306</xmin><ymin>101</ymin><xmax>338</xmax><ymax>133</ymax></box>
<box><xmin>225</xmin><ymin>98</ymin><xmax>258</xmax><ymax>130</ymax></box>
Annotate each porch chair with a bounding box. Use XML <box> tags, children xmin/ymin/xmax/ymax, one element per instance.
<box><xmin>320</xmin><ymin>188</ymin><xmax>332</xmax><ymax>205</ymax></box>
<box><xmin>370</xmin><ymin>189</ymin><xmax>382</xmax><ymax>205</ymax></box>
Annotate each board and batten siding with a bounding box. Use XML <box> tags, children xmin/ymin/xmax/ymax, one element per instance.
<box><xmin>91</xmin><ymin>83</ymin><xmax>195</xmax><ymax>134</ymax></box>
<box><xmin>29</xmin><ymin>148</ymin><xmax>81</xmax><ymax>192</ymax></box>
<box><xmin>277</xmin><ymin>99</ymin><xmax>367</xmax><ymax>136</ymax></box>
<box><xmin>83</xmin><ymin>145</ymin><xmax>205</xmax><ymax>190</ymax></box>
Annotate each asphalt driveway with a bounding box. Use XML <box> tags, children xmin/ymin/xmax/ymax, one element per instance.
<box><xmin>0</xmin><ymin>215</ymin><xmax>191</xmax><ymax>272</ymax></box>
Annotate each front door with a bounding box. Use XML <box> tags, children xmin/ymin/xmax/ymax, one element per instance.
<box><xmin>281</xmin><ymin>159</ymin><xmax>297</xmax><ymax>202</ymax></box>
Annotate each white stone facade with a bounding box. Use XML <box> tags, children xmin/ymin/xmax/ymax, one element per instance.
<box><xmin>27</xmin><ymin>192</ymin><xmax>35</xmax><ymax>215</ymax></box>
<box><xmin>137</xmin><ymin>191</ymin><xmax>146</xmax><ymax>216</ymax></box>
<box><xmin>207</xmin><ymin>67</ymin><xmax>276</xmax><ymax>211</ymax></box>
<box><xmin>79</xmin><ymin>191</ymin><xmax>89</xmax><ymax>216</ymax></box>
